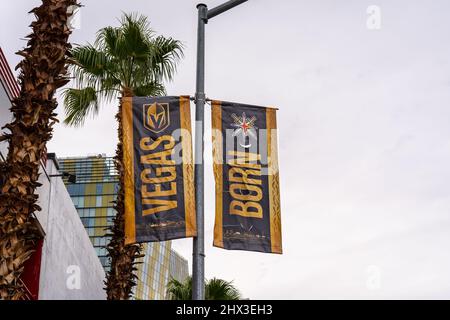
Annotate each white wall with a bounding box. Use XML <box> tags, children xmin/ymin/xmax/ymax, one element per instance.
<box><xmin>0</xmin><ymin>83</ymin><xmax>11</xmax><ymax>159</ymax></box>
<box><xmin>36</xmin><ymin>159</ymin><xmax>106</xmax><ymax>300</ymax></box>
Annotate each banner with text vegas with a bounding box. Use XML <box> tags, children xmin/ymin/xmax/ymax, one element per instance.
<box><xmin>122</xmin><ymin>96</ymin><xmax>196</xmax><ymax>245</ymax></box>
<box><xmin>211</xmin><ymin>100</ymin><xmax>282</xmax><ymax>254</ymax></box>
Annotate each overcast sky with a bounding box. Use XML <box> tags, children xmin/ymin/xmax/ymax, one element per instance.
<box><xmin>2</xmin><ymin>0</ymin><xmax>450</xmax><ymax>299</ymax></box>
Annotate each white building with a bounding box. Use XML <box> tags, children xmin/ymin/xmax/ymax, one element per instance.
<box><xmin>0</xmin><ymin>47</ymin><xmax>106</xmax><ymax>300</ymax></box>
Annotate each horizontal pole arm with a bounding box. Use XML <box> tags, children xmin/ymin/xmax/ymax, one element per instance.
<box><xmin>207</xmin><ymin>0</ymin><xmax>248</xmax><ymax>20</ymax></box>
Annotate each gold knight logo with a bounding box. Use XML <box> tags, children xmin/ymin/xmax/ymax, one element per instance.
<box><xmin>143</xmin><ymin>102</ymin><xmax>170</xmax><ymax>133</ymax></box>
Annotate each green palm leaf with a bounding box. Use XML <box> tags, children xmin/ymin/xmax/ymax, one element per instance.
<box><xmin>134</xmin><ymin>82</ymin><xmax>166</xmax><ymax>96</ymax></box>
<box><xmin>149</xmin><ymin>36</ymin><xmax>184</xmax><ymax>81</ymax></box>
<box><xmin>63</xmin><ymin>87</ymin><xmax>99</xmax><ymax>127</ymax></box>
<box><xmin>206</xmin><ymin>278</ymin><xmax>241</xmax><ymax>300</ymax></box>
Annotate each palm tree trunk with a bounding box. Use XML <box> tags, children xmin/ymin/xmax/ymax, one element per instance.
<box><xmin>0</xmin><ymin>0</ymin><xmax>78</xmax><ymax>300</ymax></box>
<box><xmin>105</xmin><ymin>88</ymin><xmax>142</xmax><ymax>300</ymax></box>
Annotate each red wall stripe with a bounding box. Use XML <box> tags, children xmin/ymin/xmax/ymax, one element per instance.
<box><xmin>0</xmin><ymin>47</ymin><xmax>19</xmax><ymax>101</ymax></box>
<box><xmin>20</xmin><ymin>238</ymin><xmax>43</xmax><ymax>300</ymax></box>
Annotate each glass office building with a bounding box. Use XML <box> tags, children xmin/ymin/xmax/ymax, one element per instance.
<box><xmin>133</xmin><ymin>241</ymin><xmax>171</xmax><ymax>300</ymax></box>
<box><xmin>132</xmin><ymin>242</ymin><xmax>189</xmax><ymax>300</ymax></box>
<box><xmin>59</xmin><ymin>155</ymin><xmax>116</xmax><ymax>270</ymax></box>
<box><xmin>58</xmin><ymin>155</ymin><xmax>189</xmax><ymax>299</ymax></box>
<box><xmin>169</xmin><ymin>250</ymin><xmax>189</xmax><ymax>286</ymax></box>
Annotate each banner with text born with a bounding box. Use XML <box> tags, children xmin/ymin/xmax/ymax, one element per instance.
<box><xmin>212</xmin><ymin>100</ymin><xmax>282</xmax><ymax>254</ymax></box>
<box><xmin>122</xmin><ymin>96</ymin><xmax>196</xmax><ymax>245</ymax></box>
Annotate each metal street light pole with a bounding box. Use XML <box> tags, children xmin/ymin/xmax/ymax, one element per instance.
<box><xmin>193</xmin><ymin>2</ymin><xmax>207</xmax><ymax>301</ymax></box>
<box><xmin>193</xmin><ymin>0</ymin><xmax>248</xmax><ymax>301</ymax></box>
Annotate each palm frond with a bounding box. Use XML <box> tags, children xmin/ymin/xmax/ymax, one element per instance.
<box><xmin>70</xmin><ymin>44</ymin><xmax>111</xmax><ymax>77</ymax></box>
<box><xmin>166</xmin><ymin>277</ymin><xmax>192</xmax><ymax>300</ymax></box>
<box><xmin>133</xmin><ymin>81</ymin><xmax>166</xmax><ymax>96</ymax></box>
<box><xmin>121</xmin><ymin>12</ymin><xmax>154</xmax><ymax>42</ymax></box>
<box><xmin>69</xmin><ymin>45</ymin><xmax>121</xmax><ymax>93</ymax></box>
<box><xmin>95</xmin><ymin>26</ymin><xmax>122</xmax><ymax>58</ymax></box>
<box><xmin>148</xmin><ymin>36</ymin><xmax>184</xmax><ymax>81</ymax></box>
<box><xmin>206</xmin><ymin>278</ymin><xmax>241</xmax><ymax>300</ymax></box>
<box><xmin>63</xmin><ymin>87</ymin><xmax>99</xmax><ymax>127</ymax></box>
<box><xmin>121</xmin><ymin>13</ymin><xmax>153</xmax><ymax>61</ymax></box>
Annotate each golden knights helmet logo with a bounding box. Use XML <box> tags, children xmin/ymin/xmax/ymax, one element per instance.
<box><xmin>143</xmin><ymin>102</ymin><xmax>170</xmax><ymax>133</ymax></box>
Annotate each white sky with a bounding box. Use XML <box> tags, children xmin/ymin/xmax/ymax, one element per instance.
<box><xmin>1</xmin><ymin>0</ymin><xmax>450</xmax><ymax>299</ymax></box>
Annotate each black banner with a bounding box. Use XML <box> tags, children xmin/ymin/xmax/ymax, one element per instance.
<box><xmin>122</xmin><ymin>96</ymin><xmax>196</xmax><ymax>244</ymax></box>
<box><xmin>212</xmin><ymin>100</ymin><xmax>282</xmax><ymax>254</ymax></box>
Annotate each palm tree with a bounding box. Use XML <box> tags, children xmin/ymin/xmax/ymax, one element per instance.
<box><xmin>0</xmin><ymin>0</ymin><xmax>78</xmax><ymax>300</ymax></box>
<box><xmin>167</xmin><ymin>276</ymin><xmax>242</xmax><ymax>300</ymax></box>
<box><xmin>62</xmin><ymin>13</ymin><xmax>183</xmax><ymax>300</ymax></box>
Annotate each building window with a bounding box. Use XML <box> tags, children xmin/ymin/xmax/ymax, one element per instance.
<box><xmin>96</xmin><ymin>196</ymin><xmax>102</xmax><ymax>207</ymax></box>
